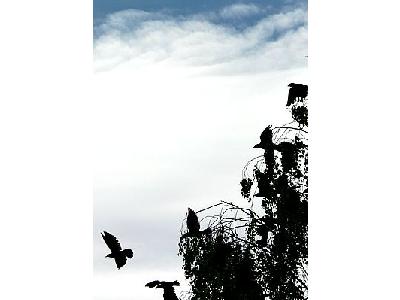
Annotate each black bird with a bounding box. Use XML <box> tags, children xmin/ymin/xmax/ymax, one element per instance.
<box><xmin>286</xmin><ymin>83</ymin><xmax>308</xmax><ymax>106</ymax></box>
<box><xmin>253</xmin><ymin>125</ymin><xmax>274</xmax><ymax>150</ymax></box>
<box><xmin>101</xmin><ymin>231</ymin><xmax>133</xmax><ymax>269</ymax></box>
<box><xmin>145</xmin><ymin>280</ymin><xmax>180</xmax><ymax>300</ymax></box>
<box><xmin>187</xmin><ymin>208</ymin><xmax>200</xmax><ymax>233</ymax></box>
<box><xmin>182</xmin><ymin>208</ymin><xmax>212</xmax><ymax>238</ymax></box>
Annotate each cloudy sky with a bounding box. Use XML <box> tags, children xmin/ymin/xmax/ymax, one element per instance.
<box><xmin>93</xmin><ymin>1</ymin><xmax>307</xmax><ymax>299</ymax></box>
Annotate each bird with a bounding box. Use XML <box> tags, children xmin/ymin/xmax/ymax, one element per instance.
<box><xmin>145</xmin><ymin>280</ymin><xmax>180</xmax><ymax>300</ymax></box>
<box><xmin>187</xmin><ymin>208</ymin><xmax>200</xmax><ymax>233</ymax></box>
<box><xmin>182</xmin><ymin>208</ymin><xmax>212</xmax><ymax>238</ymax></box>
<box><xmin>286</xmin><ymin>83</ymin><xmax>308</xmax><ymax>106</ymax></box>
<box><xmin>101</xmin><ymin>231</ymin><xmax>133</xmax><ymax>269</ymax></box>
<box><xmin>253</xmin><ymin>126</ymin><xmax>274</xmax><ymax>150</ymax></box>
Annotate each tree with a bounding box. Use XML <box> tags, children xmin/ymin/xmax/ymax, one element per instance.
<box><xmin>178</xmin><ymin>84</ymin><xmax>308</xmax><ymax>300</ymax></box>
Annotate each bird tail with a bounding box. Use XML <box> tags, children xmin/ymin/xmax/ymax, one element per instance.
<box><xmin>123</xmin><ymin>249</ymin><xmax>133</xmax><ymax>258</ymax></box>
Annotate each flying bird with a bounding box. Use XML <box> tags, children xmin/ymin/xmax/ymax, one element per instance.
<box><xmin>182</xmin><ymin>208</ymin><xmax>212</xmax><ymax>238</ymax></box>
<box><xmin>286</xmin><ymin>83</ymin><xmax>308</xmax><ymax>106</ymax></box>
<box><xmin>145</xmin><ymin>280</ymin><xmax>180</xmax><ymax>300</ymax></box>
<box><xmin>101</xmin><ymin>231</ymin><xmax>133</xmax><ymax>269</ymax></box>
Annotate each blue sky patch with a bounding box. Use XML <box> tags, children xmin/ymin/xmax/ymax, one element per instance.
<box><xmin>94</xmin><ymin>0</ymin><xmax>307</xmax><ymax>34</ymax></box>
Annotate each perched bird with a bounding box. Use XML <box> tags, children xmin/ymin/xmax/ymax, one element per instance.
<box><xmin>145</xmin><ymin>280</ymin><xmax>180</xmax><ymax>300</ymax></box>
<box><xmin>286</xmin><ymin>83</ymin><xmax>308</xmax><ymax>106</ymax></box>
<box><xmin>253</xmin><ymin>126</ymin><xmax>274</xmax><ymax>150</ymax></box>
<box><xmin>101</xmin><ymin>231</ymin><xmax>133</xmax><ymax>269</ymax></box>
<box><xmin>182</xmin><ymin>208</ymin><xmax>211</xmax><ymax>238</ymax></box>
<box><xmin>187</xmin><ymin>208</ymin><xmax>200</xmax><ymax>233</ymax></box>
<box><xmin>145</xmin><ymin>280</ymin><xmax>162</xmax><ymax>288</ymax></box>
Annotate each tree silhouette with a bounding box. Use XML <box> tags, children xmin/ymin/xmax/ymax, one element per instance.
<box><xmin>179</xmin><ymin>84</ymin><xmax>308</xmax><ymax>300</ymax></box>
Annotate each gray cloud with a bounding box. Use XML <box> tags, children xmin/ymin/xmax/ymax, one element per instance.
<box><xmin>94</xmin><ymin>7</ymin><xmax>307</xmax><ymax>73</ymax></box>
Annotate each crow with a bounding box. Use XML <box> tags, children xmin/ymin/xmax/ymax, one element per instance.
<box><xmin>286</xmin><ymin>83</ymin><xmax>308</xmax><ymax>106</ymax></box>
<box><xmin>145</xmin><ymin>280</ymin><xmax>180</xmax><ymax>300</ymax></box>
<box><xmin>101</xmin><ymin>231</ymin><xmax>133</xmax><ymax>269</ymax></box>
<box><xmin>187</xmin><ymin>208</ymin><xmax>200</xmax><ymax>233</ymax></box>
<box><xmin>253</xmin><ymin>125</ymin><xmax>274</xmax><ymax>150</ymax></box>
<box><xmin>182</xmin><ymin>208</ymin><xmax>212</xmax><ymax>238</ymax></box>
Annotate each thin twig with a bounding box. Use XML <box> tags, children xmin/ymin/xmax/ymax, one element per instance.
<box><xmin>274</xmin><ymin>126</ymin><xmax>308</xmax><ymax>134</ymax></box>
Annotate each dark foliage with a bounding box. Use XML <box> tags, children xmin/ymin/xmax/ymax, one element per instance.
<box><xmin>291</xmin><ymin>105</ymin><xmax>308</xmax><ymax>127</ymax></box>
<box><xmin>179</xmin><ymin>231</ymin><xmax>264</xmax><ymax>300</ymax></box>
<box><xmin>178</xmin><ymin>83</ymin><xmax>308</xmax><ymax>300</ymax></box>
<box><xmin>240</xmin><ymin>178</ymin><xmax>253</xmax><ymax>199</ymax></box>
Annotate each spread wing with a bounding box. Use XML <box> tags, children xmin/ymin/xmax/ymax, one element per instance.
<box><xmin>101</xmin><ymin>231</ymin><xmax>122</xmax><ymax>252</ymax></box>
<box><xmin>187</xmin><ymin>208</ymin><xmax>200</xmax><ymax>233</ymax></box>
<box><xmin>114</xmin><ymin>254</ymin><xmax>127</xmax><ymax>269</ymax></box>
<box><xmin>145</xmin><ymin>280</ymin><xmax>161</xmax><ymax>288</ymax></box>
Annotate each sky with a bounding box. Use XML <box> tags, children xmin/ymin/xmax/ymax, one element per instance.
<box><xmin>94</xmin><ymin>0</ymin><xmax>307</xmax><ymax>30</ymax></box>
<box><xmin>2</xmin><ymin>2</ymin><xmax>400</xmax><ymax>300</ymax></box>
<box><xmin>93</xmin><ymin>1</ymin><xmax>307</xmax><ymax>299</ymax></box>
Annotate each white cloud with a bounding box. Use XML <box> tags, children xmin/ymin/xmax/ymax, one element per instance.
<box><xmin>219</xmin><ymin>3</ymin><xmax>262</xmax><ymax>19</ymax></box>
<box><xmin>94</xmin><ymin>8</ymin><xmax>307</xmax><ymax>74</ymax></box>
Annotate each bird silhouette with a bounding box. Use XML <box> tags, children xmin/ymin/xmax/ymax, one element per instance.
<box><xmin>145</xmin><ymin>280</ymin><xmax>180</xmax><ymax>300</ymax></box>
<box><xmin>182</xmin><ymin>208</ymin><xmax>212</xmax><ymax>238</ymax></box>
<box><xmin>254</xmin><ymin>127</ymin><xmax>298</xmax><ymax>153</ymax></box>
<box><xmin>101</xmin><ymin>231</ymin><xmax>133</xmax><ymax>269</ymax></box>
<box><xmin>253</xmin><ymin>126</ymin><xmax>274</xmax><ymax>150</ymax></box>
<box><xmin>286</xmin><ymin>83</ymin><xmax>308</xmax><ymax>106</ymax></box>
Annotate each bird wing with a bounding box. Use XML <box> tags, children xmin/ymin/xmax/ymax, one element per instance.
<box><xmin>114</xmin><ymin>254</ymin><xmax>127</xmax><ymax>269</ymax></box>
<box><xmin>101</xmin><ymin>231</ymin><xmax>122</xmax><ymax>252</ymax></box>
<box><xmin>145</xmin><ymin>280</ymin><xmax>161</xmax><ymax>288</ymax></box>
<box><xmin>187</xmin><ymin>208</ymin><xmax>200</xmax><ymax>233</ymax></box>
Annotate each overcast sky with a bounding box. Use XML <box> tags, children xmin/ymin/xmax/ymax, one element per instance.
<box><xmin>93</xmin><ymin>1</ymin><xmax>307</xmax><ymax>299</ymax></box>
